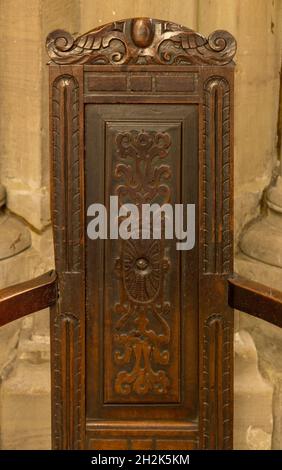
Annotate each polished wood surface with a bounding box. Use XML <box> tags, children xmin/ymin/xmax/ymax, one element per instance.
<box><xmin>0</xmin><ymin>16</ymin><xmax>281</xmax><ymax>452</ymax></box>
<box><xmin>228</xmin><ymin>274</ymin><xmax>282</xmax><ymax>328</ymax></box>
<box><xmin>48</xmin><ymin>18</ymin><xmax>235</xmax><ymax>450</ymax></box>
<box><xmin>86</xmin><ymin>104</ymin><xmax>198</xmax><ymax>420</ymax></box>
<box><xmin>0</xmin><ymin>15</ymin><xmax>281</xmax><ymax>453</ymax></box>
<box><xmin>0</xmin><ymin>270</ymin><xmax>57</xmax><ymax>327</ymax></box>
<box><xmin>46</xmin><ymin>18</ymin><xmax>236</xmax><ymax>66</ymax></box>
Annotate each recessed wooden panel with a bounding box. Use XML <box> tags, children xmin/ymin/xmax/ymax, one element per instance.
<box><xmin>86</xmin><ymin>422</ymin><xmax>199</xmax><ymax>450</ymax></box>
<box><xmin>131</xmin><ymin>440</ymin><xmax>154</xmax><ymax>450</ymax></box>
<box><xmin>104</xmin><ymin>122</ymin><xmax>181</xmax><ymax>404</ymax></box>
<box><xmin>155</xmin><ymin>74</ymin><xmax>196</xmax><ymax>92</ymax></box>
<box><xmin>89</xmin><ymin>439</ymin><xmax>129</xmax><ymax>450</ymax></box>
<box><xmin>85</xmin><ymin>104</ymin><xmax>199</xmax><ymax>421</ymax></box>
<box><xmin>87</xmin><ymin>74</ymin><xmax>127</xmax><ymax>91</ymax></box>
<box><xmin>84</xmin><ymin>72</ymin><xmax>198</xmax><ymax>96</ymax></box>
<box><xmin>155</xmin><ymin>440</ymin><xmax>196</xmax><ymax>450</ymax></box>
<box><xmin>130</xmin><ymin>75</ymin><xmax>152</xmax><ymax>91</ymax></box>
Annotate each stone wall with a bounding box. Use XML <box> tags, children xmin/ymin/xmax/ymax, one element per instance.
<box><xmin>0</xmin><ymin>0</ymin><xmax>281</xmax><ymax>449</ymax></box>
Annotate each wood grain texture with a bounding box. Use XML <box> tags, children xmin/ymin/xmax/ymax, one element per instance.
<box><xmin>202</xmin><ymin>76</ymin><xmax>232</xmax><ymax>274</ymax></box>
<box><xmin>49</xmin><ymin>65</ymin><xmax>85</xmax><ymax>450</ymax></box>
<box><xmin>47</xmin><ymin>17</ymin><xmax>236</xmax><ymax>450</ymax></box>
<box><xmin>202</xmin><ymin>314</ymin><xmax>232</xmax><ymax>449</ymax></box>
<box><xmin>85</xmin><ymin>104</ymin><xmax>198</xmax><ymax>424</ymax></box>
<box><xmin>0</xmin><ymin>271</ymin><xmax>57</xmax><ymax>327</ymax></box>
<box><xmin>2</xmin><ymin>15</ymin><xmax>281</xmax><ymax>452</ymax></box>
<box><xmin>228</xmin><ymin>274</ymin><xmax>282</xmax><ymax>328</ymax></box>
<box><xmin>198</xmin><ymin>67</ymin><xmax>234</xmax><ymax>449</ymax></box>
<box><xmin>46</xmin><ymin>18</ymin><xmax>236</xmax><ymax>66</ymax></box>
<box><xmin>110</xmin><ymin>128</ymin><xmax>174</xmax><ymax>402</ymax></box>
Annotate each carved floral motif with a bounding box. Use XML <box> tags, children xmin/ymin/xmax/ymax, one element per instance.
<box><xmin>113</xmin><ymin>130</ymin><xmax>172</xmax><ymax>398</ymax></box>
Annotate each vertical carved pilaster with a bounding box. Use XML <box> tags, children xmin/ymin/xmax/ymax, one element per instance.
<box><xmin>51</xmin><ymin>75</ymin><xmax>81</xmax><ymax>272</ymax></box>
<box><xmin>50</xmin><ymin>70</ymin><xmax>85</xmax><ymax>449</ymax></box>
<box><xmin>200</xmin><ymin>74</ymin><xmax>233</xmax><ymax>447</ymax></box>
<box><xmin>202</xmin><ymin>314</ymin><xmax>232</xmax><ymax>449</ymax></box>
<box><xmin>203</xmin><ymin>77</ymin><xmax>232</xmax><ymax>274</ymax></box>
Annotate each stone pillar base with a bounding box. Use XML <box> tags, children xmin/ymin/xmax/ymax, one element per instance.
<box><xmin>240</xmin><ymin>176</ymin><xmax>282</xmax><ymax>268</ymax></box>
<box><xmin>235</xmin><ymin>251</ymin><xmax>282</xmax><ymax>449</ymax></box>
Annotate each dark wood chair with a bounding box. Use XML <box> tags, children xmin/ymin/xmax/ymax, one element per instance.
<box><xmin>0</xmin><ymin>18</ymin><xmax>281</xmax><ymax>450</ymax></box>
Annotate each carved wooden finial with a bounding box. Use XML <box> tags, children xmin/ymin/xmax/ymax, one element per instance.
<box><xmin>46</xmin><ymin>17</ymin><xmax>236</xmax><ymax>66</ymax></box>
<box><xmin>131</xmin><ymin>18</ymin><xmax>154</xmax><ymax>48</ymax></box>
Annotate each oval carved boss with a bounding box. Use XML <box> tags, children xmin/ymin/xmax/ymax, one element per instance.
<box><xmin>131</xmin><ymin>18</ymin><xmax>154</xmax><ymax>48</ymax></box>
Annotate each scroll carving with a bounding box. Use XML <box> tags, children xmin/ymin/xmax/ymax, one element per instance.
<box><xmin>203</xmin><ymin>77</ymin><xmax>232</xmax><ymax>274</ymax></box>
<box><xmin>113</xmin><ymin>130</ymin><xmax>172</xmax><ymax>399</ymax></box>
<box><xmin>202</xmin><ymin>314</ymin><xmax>232</xmax><ymax>449</ymax></box>
<box><xmin>46</xmin><ymin>18</ymin><xmax>236</xmax><ymax>66</ymax></box>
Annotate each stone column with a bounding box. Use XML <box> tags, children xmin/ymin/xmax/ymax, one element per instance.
<box><xmin>198</xmin><ymin>0</ymin><xmax>282</xmax><ymax>450</ymax></box>
<box><xmin>0</xmin><ymin>0</ymin><xmax>81</xmax><ymax>231</ymax></box>
<box><xmin>199</xmin><ymin>0</ymin><xmax>281</xmax><ymax>242</ymax></box>
<box><xmin>0</xmin><ymin>0</ymin><xmax>48</xmax><ymax>229</ymax></box>
<box><xmin>0</xmin><ymin>0</ymin><xmax>80</xmax><ymax>450</ymax></box>
<box><xmin>0</xmin><ymin>185</ymin><xmax>31</xmax><ymax>261</ymax></box>
<box><xmin>240</xmin><ymin>68</ymin><xmax>282</xmax><ymax>269</ymax></box>
<box><xmin>238</xmin><ymin>47</ymin><xmax>282</xmax><ymax>450</ymax></box>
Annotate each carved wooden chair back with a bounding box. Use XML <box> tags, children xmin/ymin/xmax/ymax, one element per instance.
<box><xmin>1</xmin><ymin>17</ymin><xmax>282</xmax><ymax>452</ymax></box>
<box><xmin>46</xmin><ymin>18</ymin><xmax>236</xmax><ymax>450</ymax></box>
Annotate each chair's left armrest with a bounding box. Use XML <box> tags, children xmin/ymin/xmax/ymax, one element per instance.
<box><xmin>0</xmin><ymin>270</ymin><xmax>58</xmax><ymax>327</ymax></box>
<box><xmin>228</xmin><ymin>274</ymin><xmax>282</xmax><ymax>328</ymax></box>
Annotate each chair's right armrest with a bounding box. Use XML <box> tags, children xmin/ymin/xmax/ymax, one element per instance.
<box><xmin>0</xmin><ymin>270</ymin><xmax>58</xmax><ymax>327</ymax></box>
<box><xmin>228</xmin><ymin>274</ymin><xmax>282</xmax><ymax>328</ymax></box>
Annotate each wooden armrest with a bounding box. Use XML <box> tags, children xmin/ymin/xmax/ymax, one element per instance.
<box><xmin>228</xmin><ymin>274</ymin><xmax>282</xmax><ymax>328</ymax></box>
<box><xmin>0</xmin><ymin>270</ymin><xmax>58</xmax><ymax>327</ymax></box>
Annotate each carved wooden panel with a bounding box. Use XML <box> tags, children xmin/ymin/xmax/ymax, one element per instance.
<box><xmin>84</xmin><ymin>72</ymin><xmax>198</xmax><ymax>95</ymax></box>
<box><xmin>107</xmin><ymin>126</ymin><xmax>177</xmax><ymax>403</ymax></box>
<box><xmin>86</xmin><ymin>104</ymin><xmax>198</xmax><ymax>424</ymax></box>
<box><xmin>48</xmin><ymin>17</ymin><xmax>236</xmax><ymax>450</ymax></box>
<box><xmin>88</xmin><ymin>437</ymin><xmax>197</xmax><ymax>450</ymax></box>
